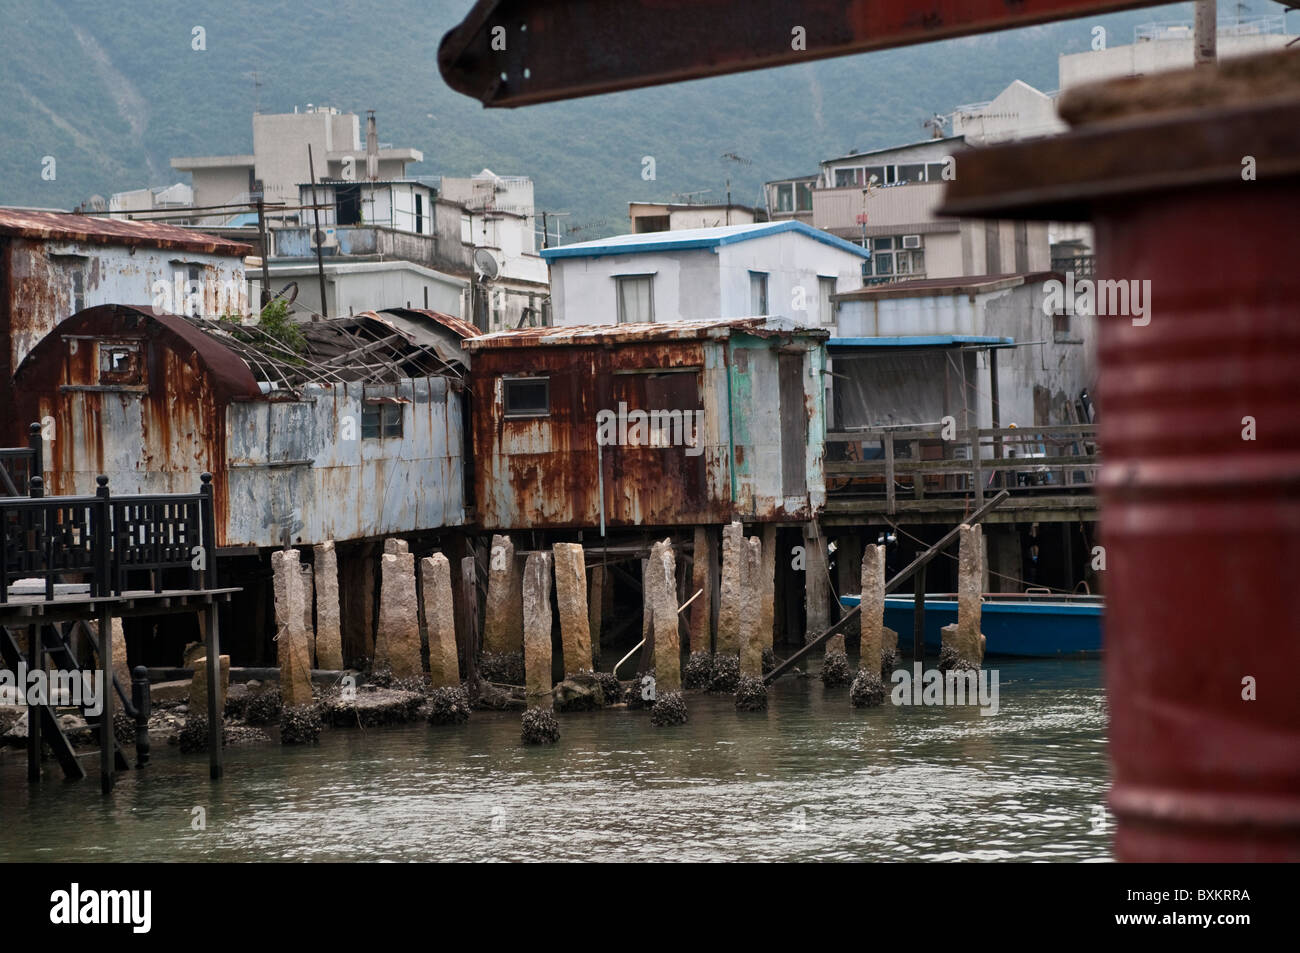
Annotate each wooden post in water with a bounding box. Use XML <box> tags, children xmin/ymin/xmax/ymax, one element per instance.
<box><xmin>459</xmin><ymin>555</ymin><xmax>480</xmax><ymax>703</ymax></box>
<box><xmin>27</xmin><ymin>624</ymin><xmax>41</xmax><ymax>782</ymax></box>
<box><xmin>99</xmin><ymin>607</ymin><xmax>115</xmax><ymax>794</ymax></box>
<box><xmin>912</xmin><ymin>563</ymin><xmax>926</xmax><ymax>661</ymax></box>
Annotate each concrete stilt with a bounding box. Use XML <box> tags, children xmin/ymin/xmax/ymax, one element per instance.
<box><xmin>851</xmin><ymin>543</ymin><xmax>886</xmax><ymax>707</ymax></box>
<box><xmin>650</xmin><ymin>539</ymin><xmax>681</xmax><ymax>692</ymax></box>
<box><xmin>522</xmin><ymin>552</ymin><xmax>553</xmax><ymax>708</ymax></box>
<box><xmin>483</xmin><ymin>534</ymin><xmax>524</xmax><ymax>683</ymax></box>
<box><xmin>189</xmin><ymin>654</ymin><xmax>230</xmax><ymax>714</ymax></box>
<box><xmin>375</xmin><ymin>544</ymin><xmax>422</xmax><ymax>680</ymax></box>
<box><xmin>739</xmin><ymin>536</ymin><xmax>764</xmax><ymax>679</ymax></box>
<box><xmin>422</xmin><ymin>554</ymin><xmax>460</xmax><ymax>689</ymax></box>
<box><xmin>717</xmin><ymin>521</ymin><xmax>744</xmax><ymax>656</ymax></box>
<box><xmin>940</xmin><ymin>523</ymin><xmax>986</xmax><ymax>670</ymax></box>
<box><xmin>553</xmin><ymin>543</ymin><xmax>593</xmax><ymax>674</ymax></box>
<box><xmin>313</xmin><ymin>540</ymin><xmax>345</xmax><ymax>670</ymax></box>
<box><xmin>859</xmin><ymin>543</ymin><xmax>885</xmax><ymax>674</ymax></box>
<box><xmin>272</xmin><ymin>549</ymin><xmax>314</xmax><ymax>708</ymax></box>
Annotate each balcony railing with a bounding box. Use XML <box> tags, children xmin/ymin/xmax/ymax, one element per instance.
<box><xmin>824</xmin><ymin>423</ymin><xmax>1099</xmax><ymax>515</ymax></box>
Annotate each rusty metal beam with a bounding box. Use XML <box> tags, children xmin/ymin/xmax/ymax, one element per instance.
<box><xmin>439</xmin><ymin>0</ymin><xmax>1155</xmax><ymax>108</ymax></box>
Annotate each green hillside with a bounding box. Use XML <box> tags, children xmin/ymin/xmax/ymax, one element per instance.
<box><xmin>0</xmin><ymin>1</ymin><xmax>1276</xmax><ymax>239</ymax></box>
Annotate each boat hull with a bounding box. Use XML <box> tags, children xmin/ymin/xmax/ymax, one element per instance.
<box><xmin>838</xmin><ymin>594</ymin><xmax>1103</xmax><ymax>658</ymax></box>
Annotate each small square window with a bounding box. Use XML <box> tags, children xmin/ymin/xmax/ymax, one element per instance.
<box><xmin>504</xmin><ymin>377</ymin><xmax>549</xmax><ymax>417</ymax></box>
<box><xmin>362</xmin><ymin>402</ymin><xmax>404</xmax><ymax>438</ymax></box>
<box><xmin>97</xmin><ymin>340</ymin><xmax>143</xmax><ymax>386</ymax></box>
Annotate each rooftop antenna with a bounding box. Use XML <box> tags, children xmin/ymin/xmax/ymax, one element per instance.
<box><xmin>538</xmin><ymin>210</ymin><xmax>569</xmax><ymax>248</ymax></box>
<box><xmin>244</xmin><ymin>71</ymin><xmax>263</xmax><ymax>114</ymax></box>
<box><xmin>671</xmin><ymin>189</ymin><xmax>711</xmax><ymax>205</ymax></box>
<box><xmin>721</xmin><ymin>151</ymin><xmax>754</xmax><ymax>224</ymax></box>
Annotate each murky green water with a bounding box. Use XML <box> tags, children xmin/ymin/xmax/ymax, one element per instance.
<box><xmin>0</xmin><ymin>660</ymin><xmax>1109</xmax><ymax>862</ymax></box>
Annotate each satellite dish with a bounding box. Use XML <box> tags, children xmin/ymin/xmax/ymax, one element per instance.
<box><xmin>474</xmin><ymin>248</ymin><xmax>500</xmax><ymax>280</ymax></box>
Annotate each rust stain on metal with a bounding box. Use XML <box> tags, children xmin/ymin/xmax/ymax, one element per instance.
<box><xmin>0</xmin><ymin>208</ymin><xmax>252</xmax><ymax>256</ymax></box>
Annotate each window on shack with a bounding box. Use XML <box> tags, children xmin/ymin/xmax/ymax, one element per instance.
<box><xmin>362</xmin><ymin>401</ymin><xmax>404</xmax><ymax>438</ymax></box>
<box><xmin>503</xmin><ymin>376</ymin><xmax>550</xmax><ymax>417</ymax></box>
<box><xmin>96</xmin><ymin>340</ymin><xmax>143</xmax><ymax>387</ymax></box>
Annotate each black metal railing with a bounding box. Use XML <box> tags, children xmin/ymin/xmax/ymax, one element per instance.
<box><xmin>0</xmin><ymin>423</ymin><xmax>42</xmax><ymax>498</ymax></box>
<box><xmin>1</xmin><ymin>471</ymin><xmax>219</xmax><ymax>603</ymax></box>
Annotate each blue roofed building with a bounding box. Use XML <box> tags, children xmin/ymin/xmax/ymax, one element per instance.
<box><xmin>540</xmin><ymin>220</ymin><xmax>870</xmax><ymax>328</ymax></box>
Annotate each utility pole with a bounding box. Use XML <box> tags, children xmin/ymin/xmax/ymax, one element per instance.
<box><xmin>1195</xmin><ymin>0</ymin><xmax>1217</xmax><ymax>67</ymax></box>
<box><xmin>307</xmin><ymin>144</ymin><xmax>329</xmax><ymax>319</ymax></box>
<box><xmin>255</xmin><ymin>196</ymin><xmax>272</xmax><ymax>309</ymax></box>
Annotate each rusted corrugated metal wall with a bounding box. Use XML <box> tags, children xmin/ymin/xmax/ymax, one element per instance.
<box><xmin>470</xmin><ymin>332</ymin><xmax>825</xmax><ymax>530</ymax></box>
<box><xmin>226</xmin><ymin>377</ymin><xmax>465</xmax><ymax>547</ymax></box>
<box><xmin>14</xmin><ymin>306</ymin><xmax>465</xmax><ymax>549</ymax></box>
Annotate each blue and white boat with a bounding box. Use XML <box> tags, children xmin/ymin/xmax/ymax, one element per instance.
<box><xmin>837</xmin><ymin>592</ymin><xmax>1103</xmax><ymax>658</ymax></box>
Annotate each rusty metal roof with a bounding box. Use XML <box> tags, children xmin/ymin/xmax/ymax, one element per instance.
<box><xmin>462</xmin><ymin>317</ymin><xmax>828</xmax><ymax>351</ymax></box>
<box><xmin>388</xmin><ymin>307</ymin><xmax>480</xmax><ymax>340</ymax></box>
<box><xmin>0</xmin><ymin>208</ymin><xmax>253</xmax><ymax>256</ymax></box>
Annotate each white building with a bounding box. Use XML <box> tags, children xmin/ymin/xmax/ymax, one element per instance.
<box><xmin>108</xmin><ymin>183</ymin><xmax>194</xmax><ymax>218</ymax></box>
<box><xmin>540</xmin><ymin>220</ymin><xmax>869</xmax><ymax>328</ymax></box>
<box><xmin>168</xmin><ymin>106</ymin><xmax>424</xmax><ymax>222</ymax></box>
<box><xmin>628</xmin><ymin>201</ymin><xmax>763</xmax><ymax>232</ymax></box>
<box><xmin>951</xmin><ymin>80</ymin><xmax>1068</xmax><ymax>144</ymax></box>
<box><xmin>296</xmin><ymin>180</ymin><xmax>436</xmax><ymax>235</ymax></box>
<box><xmin>440</xmin><ymin>169</ymin><xmax>549</xmax><ymax>331</ymax></box>
<box><xmin>255</xmin><ymin>259</ymin><xmax>468</xmax><ymax>322</ymax></box>
<box><xmin>1059</xmin><ymin>15</ymin><xmax>1295</xmax><ymax>91</ymax></box>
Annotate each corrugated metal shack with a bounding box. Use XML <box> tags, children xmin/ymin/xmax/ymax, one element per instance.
<box><xmin>0</xmin><ymin>208</ymin><xmax>251</xmax><ymax>422</ymax></box>
<box><xmin>12</xmin><ymin>303</ymin><xmax>473</xmax><ymax>665</ymax></box>
<box><xmin>463</xmin><ymin>317</ymin><xmax>828</xmax><ymax>532</ymax></box>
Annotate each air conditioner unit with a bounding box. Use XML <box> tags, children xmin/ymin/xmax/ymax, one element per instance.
<box><xmin>313</xmin><ymin>227</ymin><xmax>339</xmax><ymax>251</ymax></box>
<box><xmin>902</xmin><ymin>234</ymin><xmax>922</xmax><ymax>249</ymax></box>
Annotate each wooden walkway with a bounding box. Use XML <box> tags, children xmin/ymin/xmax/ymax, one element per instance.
<box><xmin>822</xmin><ymin>423</ymin><xmax>1098</xmax><ymax>525</ymax></box>
<box><xmin>2</xmin><ymin>469</ymin><xmax>235</xmax><ymax>793</ymax></box>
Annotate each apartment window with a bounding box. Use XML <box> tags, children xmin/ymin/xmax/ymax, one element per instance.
<box><xmin>503</xmin><ymin>376</ymin><xmax>550</xmax><ymax>417</ymax></box>
<box><xmin>634</xmin><ymin>215</ymin><xmax>670</xmax><ymax>233</ymax></box>
<box><xmin>71</xmin><ymin>269</ymin><xmax>85</xmax><ymax>313</ymax></box>
<box><xmin>362</xmin><ymin>402</ymin><xmax>404</xmax><ymax>438</ymax></box>
<box><xmin>774</xmin><ymin>183</ymin><xmax>794</xmax><ymax>212</ymax></box>
<box><xmin>415</xmin><ymin>193</ymin><xmax>424</xmax><ymax>233</ymax></box>
<box><xmin>897</xmin><ymin>163</ymin><xmax>927</xmax><ymax>184</ymax></box>
<box><xmin>834</xmin><ymin>167</ymin><xmax>862</xmax><ymax>188</ymax></box>
<box><xmin>749</xmin><ymin>271</ymin><xmax>769</xmax><ymax>316</ymax></box>
<box><xmin>926</xmin><ymin>162</ymin><xmax>948</xmax><ymax>182</ymax></box>
<box><xmin>795</xmin><ymin>181</ymin><xmax>813</xmax><ymax>211</ymax></box>
<box><xmin>864</xmin><ymin>166</ymin><xmax>885</xmax><ymax>187</ymax></box>
<box><xmin>616</xmin><ymin>274</ymin><xmax>655</xmax><ymax>323</ymax></box>
<box><xmin>818</xmin><ymin>277</ymin><xmax>836</xmax><ymax>325</ymax></box>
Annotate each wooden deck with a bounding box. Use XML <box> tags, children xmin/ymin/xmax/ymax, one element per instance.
<box><xmin>822</xmin><ymin>423</ymin><xmax>1098</xmax><ymax>524</ymax></box>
